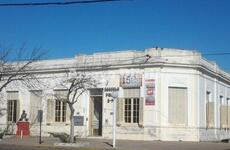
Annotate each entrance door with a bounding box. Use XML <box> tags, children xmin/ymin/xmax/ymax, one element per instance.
<box><xmin>90</xmin><ymin>96</ymin><xmax>102</xmax><ymax>136</ymax></box>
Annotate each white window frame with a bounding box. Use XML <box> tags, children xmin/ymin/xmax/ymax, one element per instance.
<box><xmin>55</xmin><ymin>100</ymin><xmax>67</xmax><ymax>122</ymax></box>
<box><xmin>7</xmin><ymin>100</ymin><xmax>18</xmax><ymax>123</ymax></box>
<box><xmin>124</xmin><ymin>97</ymin><xmax>140</xmax><ymax>124</ymax></box>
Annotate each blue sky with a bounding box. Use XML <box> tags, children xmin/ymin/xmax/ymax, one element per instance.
<box><xmin>0</xmin><ymin>0</ymin><xmax>230</xmax><ymax>71</ymax></box>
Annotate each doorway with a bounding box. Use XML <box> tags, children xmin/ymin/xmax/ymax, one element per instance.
<box><xmin>89</xmin><ymin>96</ymin><xmax>103</xmax><ymax>136</ymax></box>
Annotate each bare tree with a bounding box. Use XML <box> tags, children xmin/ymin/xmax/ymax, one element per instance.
<box><xmin>54</xmin><ymin>70</ymin><xmax>98</xmax><ymax>143</ymax></box>
<box><xmin>0</xmin><ymin>45</ymin><xmax>46</xmax><ymax>118</ymax></box>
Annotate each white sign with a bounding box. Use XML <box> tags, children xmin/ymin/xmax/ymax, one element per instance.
<box><xmin>120</xmin><ymin>74</ymin><xmax>142</xmax><ymax>88</ymax></box>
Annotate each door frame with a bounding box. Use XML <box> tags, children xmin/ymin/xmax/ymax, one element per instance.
<box><xmin>88</xmin><ymin>96</ymin><xmax>103</xmax><ymax>136</ymax></box>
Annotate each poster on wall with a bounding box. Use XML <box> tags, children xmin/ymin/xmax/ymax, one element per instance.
<box><xmin>120</xmin><ymin>74</ymin><xmax>142</xmax><ymax>88</ymax></box>
<box><xmin>145</xmin><ymin>79</ymin><xmax>155</xmax><ymax>105</ymax></box>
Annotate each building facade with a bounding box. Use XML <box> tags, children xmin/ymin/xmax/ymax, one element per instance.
<box><xmin>0</xmin><ymin>48</ymin><xmax>230</xmax><ymax>141</ymax></box>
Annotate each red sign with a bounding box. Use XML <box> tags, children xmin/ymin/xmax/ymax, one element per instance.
<box><xmin>147</xmin><ymin>88</ymin><xmax>153</xmax><ymax>95</ymax></box>
<box><xmin>145</xmin><ymin>79</ymin><xmax>155</xmax><ymax>106</ymax></box>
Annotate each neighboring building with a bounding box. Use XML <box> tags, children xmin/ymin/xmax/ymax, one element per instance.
<box><xmin>0</xmin><ymin>48</ymin><xmax>230</xmax><ymax>141</ymax></box>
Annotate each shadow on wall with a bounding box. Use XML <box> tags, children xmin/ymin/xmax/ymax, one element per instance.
<box><xmin>0</xmin><ymin>108</ymin><xmax>8</xmax><ymax>139</ymax></box>
<box><xmin>49</xmin><ymin>132</ymin><xmax>70</xmax><ymax>143</ymax></box>
<box><xmin>49</xmin><ymin>132</ymin><xmax>81</xmax><ymax>143</ymax></box>
<box><xmin>49</xmin><ymin>131</ymin><xmax>86</xmax><ymax>143</ymax></box>
<box><xmin>0</xmin><ymin>124</ymin><xmax>12</xmax><ymax>139</ymax></box>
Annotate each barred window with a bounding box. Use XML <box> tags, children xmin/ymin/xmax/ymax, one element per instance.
<box><xmin>124</xmin><ymin>98</ymin><xmax>139</xmax><ymax>123</ymax></box>
<box><xmin>7</xmin><ymin>91</ymin><xmax>19</xmax><ymax>123</ymax></box>
<box><xmin>55</xmin><ymin>100</ymin><xmax>66</xmax><ymax>122</ymax></box>
<box><xmin>7</xmin><ymin>100</ymin><xmax>18</xmax><ymax>123</ymax></box>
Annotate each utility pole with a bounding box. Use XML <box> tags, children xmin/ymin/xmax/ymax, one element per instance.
<box><xmin>111</xmin><ymin>91</ymin><xmax>118</xmax><ymax>148</ymax></box>
<box><xmin>38</xmin><ymin>110</ymin><xmax>43</xmax><ymax>144</ymax></box>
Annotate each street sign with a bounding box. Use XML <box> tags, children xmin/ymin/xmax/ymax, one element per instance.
<box><xmin>37</xmin><ymin>110</ymin><xmax>43</xmax><ymax>122</ymax></box>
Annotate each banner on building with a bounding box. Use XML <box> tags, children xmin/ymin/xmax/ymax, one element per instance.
<box><xmin>120</xmin><ymin>74</ymin><xmax>142</xmax><ymax>88</ymax></box>
<box><xmin>145</xmin><ymin>79</ymin><xmax>155</xmax><ymax>105</ymax></box>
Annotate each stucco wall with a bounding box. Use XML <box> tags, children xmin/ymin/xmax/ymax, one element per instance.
<box><xmin>0</xmin><ymin>48</ymin><xmax>230</xmax><ymax>142</ymax></box>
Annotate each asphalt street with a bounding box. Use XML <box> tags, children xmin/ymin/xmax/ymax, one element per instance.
<box><xmin>0</xmin><ymin>142</ymin><xmax>230</xmax><ymax>150</ymax></box>
<box><xmin>0</xmin><ymin>145</ymin><xmax>49</xmax><ymax>150</ymax></box>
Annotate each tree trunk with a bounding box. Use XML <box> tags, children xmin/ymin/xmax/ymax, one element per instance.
<box><xmin>69</xmin><ymin>104</ymin><xmax>75</xmax><ymax>143</ymax></box>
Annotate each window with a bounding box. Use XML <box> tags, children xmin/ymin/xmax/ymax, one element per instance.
<box><xmin>47</xmin><ymin>90</ymin><xmax>70</xmax><ymax>124</ymax></box>
<box><xmin>116</xmin><ymin>88</ymin><xmax>143</xmax><ymax>126</ymax></box>
<box><xmin>7</xmin><ymin>100</ymin><xmax>18</xmax><ymax>123</ymax></box>
<box><xmin>220</xmin><ymin>95</ymin><xmax>223</xmax><ymax>128</ymax></box>
<box><xmin>124</xmin><ymin>98</ymin><xmax>139</xmax><ymax>123</ymax></box>
<box><xmin>122</xmin><ymin>88</ymin><xmax>141</xmax><ymax>124</ymax></box>
<box><xmin>168</xmin><ymin>87</ymin><xmax>187</xmax><ymax>125</ymax></box>
<box><xmin>7</xmin><ymin>91</ymin><xmax>19</xmax><ymax>123</ymax></box>
<box><xmin>54</xmin><ymin>90</ymin><xmax>68</xmax><ymax>123</ymax></box>
<box><xmin>206</xmin><ymin>91</ymin><xmax>215</xmax><ymax>128</ymax></box>
<box><xmin>55</xmin><ymin>100</ymin><xmax>66</xmax><ymax>122</ymax></box>
<box><xmin>220</xmin><ymin>95</ymin><xmax>228</xmax><ymax>129</ymax></box>
<box><xmin>226</xmin><ymin>98</ymin><xmax>230</xmax><ymax>129</ymax></box>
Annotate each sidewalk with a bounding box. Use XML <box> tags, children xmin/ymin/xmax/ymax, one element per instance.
<box><xmin>0</xmin><ymin>136</ymin><xmax>60</xmax><ymax>147</ymax></box>
<box><xmin>0</xmin><ymin>135</ymin><xmax>229</xmax><ymax>150</ymax></box>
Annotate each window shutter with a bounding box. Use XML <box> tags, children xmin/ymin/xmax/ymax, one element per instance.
<box><xmin>208</xmin><ymin>102</ymin><xmax>214</xmax><ymax>128</ymax></box>
<box><xmin>206</xmin><ymin>103</ymin><xmax>209</xmax><ymax>128</ymax></box>
<box><xmin>66</xmin><ymin>104</ymin><xmax>71</xmax><ymax>123</ymax></box>
<box><xmin>7</xmin><ymin>101</ymin><xmax>10</xmax><ymax>122</ymax></box>
<box><xmin>228</xmin><ymin>106</ymin><xmax>230</xmax><ymax>128</ymax></box>
<box><xmin>168</xmin><ymin>87</ymin><xmax>176</xmax><ymax>124</ymax></box>
<box><xmin>168</xmin><ymin>87</ymin><xmax>187</xmax><ymax>125</ymax></box>
<box><xmin>29</xmin><ymin>91</ymin><xmax>42</xmax><ymax>123</ymax></box>
<box><xmin>116</xmin><ymin>98</ymin><xmax>124</xmax><ymax>126</ymax></box>
<box><xmin>16</xmin><ymin>100</ymin><xmax>20</xmax><ymax>122</ymax></box>
<box><xmin>177</xmin><ymin>88</ymin><xmax>187</xmax><ymax>125</ymax></box>
<box><xmin>139</xmin><ymin>97</ymin><xmax>144</xmax><ymax>127</ymax></box>
<box><xmin>46</xmin><ymin>99</ymin><xmax>55</xmax><ymax>124</ymax></box>
<box><xmin>220</xmin><ymin>106</ymin><xmax>227</xmax><ymax>128</ymax></box>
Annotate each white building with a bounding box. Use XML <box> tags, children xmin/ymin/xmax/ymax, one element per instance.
<box><xmin>0</xmin><ymin>48</ymin><xmax>230</xmax><ymax>141</ymax></box>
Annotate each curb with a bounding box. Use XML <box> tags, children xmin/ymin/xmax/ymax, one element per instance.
<box><xmin>54</xmin><ymin>142</ymin><xmax>90</xmax><ymax>147</ymax></box>
<box><xmin>0</xmin><ymin>142</ymin><xmax>113</xmax><ymax>150</ymax></box>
